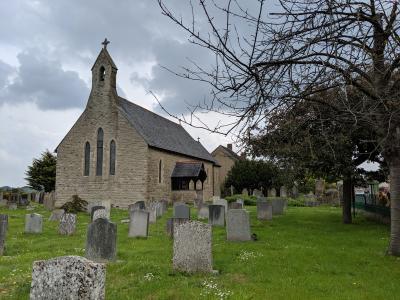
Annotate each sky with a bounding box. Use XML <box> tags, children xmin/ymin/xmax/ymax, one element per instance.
<box><xmin>0</xmin><ymin>0</ymin><xmax>247</xmax><ymax>187</ymax></box>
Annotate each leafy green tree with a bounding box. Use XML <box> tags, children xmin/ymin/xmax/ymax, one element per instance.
<box><xmin>25</xmin><ymin>150</ymin><xmax>57</xmax><ymax>192</ymax></box>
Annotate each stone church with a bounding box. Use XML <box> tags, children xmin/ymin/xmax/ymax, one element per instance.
<box><xmin>55</xmin><ymin>41</ymin><xmax>220</xmax><ymax>208</ymax></box>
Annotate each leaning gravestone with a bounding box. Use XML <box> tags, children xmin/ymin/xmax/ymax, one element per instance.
<box><xmin>173</xmin><ymin>221</ymin><xmax>213</xmax><ymax>273</ymax></box>
<box><xmin>59</xmin><ymin>213</ymin><xmax>77</xmax><ymax>235</ymax></box>
<box><xmin>208</xmin><ymin>205</ymin><xmax>225</xmax><ymax>227</ymax></box>
<box><xmin>129</xmin><ymin>210</ymin><xmax>149</xmax><ymax>238</ymax></box>
<box><xmin>174</xmin><ymin>204</ymin><xmax>190</xmax><ymax>219</ymax></box>
<box><xmin>49</xmin><ymin>209</ymin><xmax>65</xmax><ymax>221</ymax></box>
<box><xmin>257</xmin><ymin>199</ymin><xmax>272</xmax><ymax>220</ymax></box>
<box><xmin>92</xmin><ymin>209</ymin><xmax>108</xmax><ymax>221</ymax></box>
<box><xmin>226</xmin><ymin>209</ymin><xmax>251</xmax><ymax>241</ymax></box>
<box><xmin>85</xmin><ymin>218</ymin><xmax>117</xmax><ymax>262</ymax></box>
<box><xmin>166</xmin><ymin>218</ymin><xmax>190</xmax><ymax>238</ymax></box>
<box><xmin>271</xmin><ymin>198</ymin><xmax>285</xmax><ymax>215</ymax></box>
<box><xmin>228</xmin><ymin>202</ymin><xmax>243</xmax><ymax>209</ymax></box>
<box><xmin>29</xmin><ymin>256</ymin><xmax>105</xmax><ymax>300</ymax></box>
<box><xmin>90</xmin><ymin>206</ymin><xmax>105</xmax><ymax>221</ymax></box>
<box><xmin>25</xmin><ymin>213</ymin><xmax>43</xmax><ymax>234</ymax></box>
<box><xmin>0</xmin><ymin>214</ymin><xmax>8</xmax><ymax>255</ymax></box>
<box><xmin>197</xmin><ymin>205</ymin><xmax>209</xmax><ymax>220</ymax></box>
<box><xmin>213</xmin><ymin>198</ymin><xmax>228</xmax><ymax>213</ymax></box>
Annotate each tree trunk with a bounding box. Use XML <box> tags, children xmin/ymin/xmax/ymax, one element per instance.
<box><xmin>342</xmin><ymin>176</ymin><xmax>352</xmax><ymax>224</ymax></box>
<box><xmin>388</xmin><ymin>157</ymin><xmax>400</xmax><ymax>256</ymax></box>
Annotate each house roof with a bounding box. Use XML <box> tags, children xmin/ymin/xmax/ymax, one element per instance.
<box><xmin>211</xmin><ymin>145</ymin><xmax>241</xmax><ymax>161</ymax></box>
<box><xmin>118</xmin><ymin>97</ymin><xmax>217</xmax><ymax>164</ymax></box>
<box><xmin>171</xmin><ymin>162</ymin><xmax>204</xmax><ymax>178</ymax></box>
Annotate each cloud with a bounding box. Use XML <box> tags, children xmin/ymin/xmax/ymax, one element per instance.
<box><xmin>0</xmin><ymin>48</ymin><xmax>89</xmax><ymax>110</ymax></box>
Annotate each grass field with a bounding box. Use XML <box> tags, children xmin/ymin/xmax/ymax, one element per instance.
<box><xmin>0</xmin><ymin>204</ymin><xmax>399</xmax><ymax>299</ymax></box>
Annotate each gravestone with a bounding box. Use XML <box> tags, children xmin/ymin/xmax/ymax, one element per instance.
<box><xmin>25</xmin><ymin>213</ymin><xmax>43</xmax><ymax>234</ymax></box>
<box><xmin>85</xmin><ymin>218</ymin><xmax>117</xmax><ymax>262</ymax></box>
<box><xmin>173</xmin><ymin>221</ymin><xmax>213</xmax><ymax>273</ymax></box>
<box><xmin>129</xmin><ymin>201</ymin><xmax>145</xmax><ymax>212</ymax></box>
<box><xmin>27</xmin><ymin>193</ymin><xmax>32</xmax><ymax>203</ymax></box>
<box><xmin>147</xmin><ymin>207</ymin><xmax>157</xmax><ymax>223</ymax></box>
<box><xmin>271</xmin><ymin>198</ymin><xmax>285</xmax><ymax>215</ymax></box>
<box><xmin>280</xmin><ymin>186</ymin><xmax>287</xmax><ymax>198</ymax></box>
<box><xmin>92</xmin><ymin>209</ymin><xmax>108</xmax><ymax>221</ymax></box>
<box><xmin>197</xmin><ymin>204</ymin><xmax>209</xmax><ymax>219</ymax></box>
<box><xmin>160</xmin><ymin>200</ymin><xmax>168</xmax><ymax>214</ymax></box>
<box><xmin>29</xmin><ymin>256</ymin><xmax>105</xmax><ymax>300</ymax></box>
<box><xmin>43</xmin><ymin>192</ymin><xmax>55</xmax><ymax>210</ymax></box>
<box><xmin>241</xmin><ymin>188</ymin><xmax>248</xmax><ymax>196</ymax></box>
<box><xmin>90</xmin><ymin>206</ymin><xmax>105</xmax><ymax>221</ymax></box>
<box><xmin>213</xmin><ymin>198</ymin><xmax>228</xmax><ymax>213</ymax></box>
<box><xmin>0</xmin><ymin>214</ymin><xmax>8</xmax><ymax>255</ymax></box>
<box><xmin>34</xmin><ymin>192</ymin><xmax>40</xmax><ymax>203</ymax></box>
<box><xmin>268</xmin><ymin>188</ymin><xmax>277</xmax><ymax>197</ymax></box>
<box><xmin>129</xmin><ymin>210</ymin><xmax>149</xmax><ymax>238</ymax></box>
<box><xmin>39</xmin><ymin>192</ymin><xmax>45</xmax><ymax>204</ymax></box>
<box><xmin>208</xmin><ymin>205</ymin><xmax>225</xmax><ymax>227</ymax></box>
<box><xmin>174</xmin><ymin>204</ymin><xmax>190</xmax><ymax>219</ymax></box>
<box><xmin>228</xmin><ymin>202</ymin><xmax>243</xmax><ymax>209</ymax></box>
<box><xmin>252</xmin><ymin>189</ymin><xmax>262</xmax><ymax>197</ymax></box>
<box><xmin>257</xmin><ymin>200</ymin><xmax>272</xmax><ymax>220</ymax></box>
<box><xmin>0</xmin><ymin>199</ymin><xmax>7</xmax><ymax>207</ymax></box>
<box><xmin>59</xmin><ymin>213</ymin><xmax>77</xmax><ymax>235</ymax></box>
<box><xmin>19</xmin><ymin>194</ymin><xmax>29</xmax><ymax>206</ymax></box>
<box><xmin>49</xmin><ymin>209</ymin><xmax>65</xmax><ymax>221</ymax></box>
<box><xmin>226</xmin><ymin>209</ymin><xmax>251</xmax><ymax>241</ymax></box>
<box><xmin>166</xmin><ymin>218</ymin><xmax>189</xmax><ymax>238</ymax></box>
<box><xmin>8</xmin><ymin>203</ymin><xmax>17</xmax><ymax>210</ymax></box>
<box><xmin>10</xmin><ymin>193</ymin><xmax>20</xmax><ymax>205</ymax></box>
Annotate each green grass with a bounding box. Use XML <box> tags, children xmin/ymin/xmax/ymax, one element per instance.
<box><xmin>0</xmin><ymin>204</ymin><xmax>399</xmax><ymax>299</ymax></box>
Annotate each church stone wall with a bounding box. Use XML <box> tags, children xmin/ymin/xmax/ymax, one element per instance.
<box><xmin>212</xmin><ymin>148</ymin><xmax>236</xmax><ymax>189</ymax></box>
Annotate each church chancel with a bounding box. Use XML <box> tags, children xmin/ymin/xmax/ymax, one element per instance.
<box><xmin>55</xmin><ymin>40</ymin><xmax>220</xmax><ymax>207</ymax></box>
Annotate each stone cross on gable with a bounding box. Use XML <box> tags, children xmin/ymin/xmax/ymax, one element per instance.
<box><xmin>102</xmin><ymin>38</ymin><xmax>110</xmax><ymax>49</ymax></box>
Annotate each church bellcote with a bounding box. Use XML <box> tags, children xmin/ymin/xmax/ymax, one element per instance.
<box><xmin>91</xmin><ymin>38</ymin><xmax>118</xmax><ymax>92</ymax></box>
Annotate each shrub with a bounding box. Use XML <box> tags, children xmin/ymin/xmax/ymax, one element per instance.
<box><xmin>61</xmin><ymin>195</ymin><xmax>88</xmax><ymax>213</ymax></box>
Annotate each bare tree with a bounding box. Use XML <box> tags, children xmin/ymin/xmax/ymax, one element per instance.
<box><xmin>158</xmin><ymin>0</ymin><xmax>400</xmax><ymax>256</ymax></box>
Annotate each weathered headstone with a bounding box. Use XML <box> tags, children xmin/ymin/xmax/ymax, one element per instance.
<box><xmin>59</xmin><ymin>213</ymin><xmax>77</xmax><ymax>235</ymax></box>
<box><xmin>208</xmin><ymin>205</ymin><xmax>225</xmax><ymax>227</ymax></box>
<box><xmin>252</xmin><ymin>189</ymin><xmax>262</xmax><ymax>197</ymax></box>
<box><xmin>85</xmin><ymin>218</ymin><xmax>117</xmax><ymax>262</ymax></box>
<box><xmin>92</xmin><ymin>209</ymin><xmax>108</xmax><ymax>221</ymax></box>
<box><xmin>268</xmin><ymin>188</ymin><xmax>277</xmax><ymax>197</ymax></box>
<box><xmin>257</xmin><ymin>199</ymin><xmax>272</xmax><ymax>220</ymax></box>
<box><xmin>226</xmin><ymin>209</ymin><xmax>251</xmax><ymax>241</ymax></box>
<box><xmin>197</xmin><ymin>204</ymin><xmax>209</xmax><ymax>219</ymax></box>
<box><xmin>166</xmin><ymin>218</ymin><xmax>189</xmax><ymax>238</ymax></box>
<box><xmin>43</xmin><ymin>192</ymin><xmax>55</xmax><ymax>210</ymax></box>
<box><xmin>128</xmin><ymin>201</ymin><xmax>145</xmax><ymax>212</ymax></box>
<box><xmin>271</xmin><ymin>198</ymin><xmax>285</xmax><ymax>215</ymax></box>
<box><xmin>19</xmin><ymin>194</ymin><xmax>29</xmax><ymax>206</ymax></box>
<box><xmin>0</xmin><ymin>199</ymin><xmax>7</xmax><ymax>207</ymax></box>
<box><xmin>29</xmin><ymin>256</ymin><xmax>105</xmax><ymax>300</ymax></box>
<box><xmin>147</xmin><ymin>207</ymin><xmax>157</xmax><ymax>223</ymax></box>
<box><xmin>213</xmin><ymin>198</ymin><xmax>228</xmax><ymax>213</ymax></box>
<box><xmin>241</xmin><ymin>188</ymin><xmax>249</xmax><ymax>196</ymax></box>
<box><xmin>8</xmin><ymin>202</ymin><xmax>17</xmax><ymax>210</ymax></box>
<box><xmin>280</xmin><ymin>186</ymin><xmax>287</xmax><ymax>198</ymax></box>
<box><xmin>90</xmin><ymin>206</ymin><xmax>105</xmax><ymax>221</ymax></box>
<box><xmin>129</xmin><ymin>210</ymin><xmax>149</xmax><ymax>238</ymax></box>
<box><xmin>173</xmin><ymin>221</ymin><xmax>213</xmax><ymax>273</ymax></box>
<box><xmin>160</xmin><ymin>199</ymin><xmax>168</xmax><ymax>214</ymax></box>
<box><xmin>49</xmin><ymin>209</ymin><xmax>65</xmax><ymax>221</ymax></box>
<box><xmin>174</xmin><ymin>204</ymin><xmax>190</xmax><ymax>219</ymax></box>
<box><xmin>0</xmin><ymin>214</ymin><xmax>8</xmax><ymax>255</ymax></box>
<box><xmin>25</xmin><ymin>213</ymin><xmax>43</xmax><ymax>234</ymax></box>
<box><xmin>228</xmin><ymin>202</ymin><xmax>243</xmax><ymax>209</ymax></box>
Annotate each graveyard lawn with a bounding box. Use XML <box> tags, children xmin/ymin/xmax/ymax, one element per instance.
<box><xmin>0</xmin><ymin>205</ymin><xmax>399</xmax><ymax>300</ymax></box>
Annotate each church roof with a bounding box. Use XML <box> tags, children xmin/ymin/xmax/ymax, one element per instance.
<box><xmin>117</xmin><ymin>97</ymin><xmax>217</xmax><ymax>164</ymax></box>
<box><xmin>171</xmin><ymin>162</ymin><xmax>204</xmax><ymax>178</ymax></box>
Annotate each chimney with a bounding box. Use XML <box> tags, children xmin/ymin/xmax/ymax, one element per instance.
<box><xmin>227</xmin><ymin>144</ymin><xmax>233</xmax><ymax>150</ymax></box>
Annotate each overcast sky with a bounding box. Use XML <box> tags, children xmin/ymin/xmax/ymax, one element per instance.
<box><xmin>0</xmin><ymin>0</ymin><xmax>252</xmax><ymax>187</ymax></box>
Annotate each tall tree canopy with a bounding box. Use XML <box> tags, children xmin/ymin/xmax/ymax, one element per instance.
<box><xmin>158</xmin><ymin>0</ymin><xmax>400</xmax><ymax>255</ymax></box>
<box><xmin>25</xmin><ymin>150</ymin><xmax>56</xmax><ymax>192</ymax></box>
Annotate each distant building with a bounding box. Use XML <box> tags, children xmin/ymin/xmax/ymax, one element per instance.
<box><xmin>211</xmin><ymin>144</ymin><xmax>242</xmax><ymax>188</ymax></box>
<box><xmin>55</xmin><ymin>41</ymin><xmax>220</xmax><ymax>207</ymax></box>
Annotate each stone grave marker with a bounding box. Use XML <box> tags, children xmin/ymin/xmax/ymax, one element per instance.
<box><xmin>197</xmin><ymin>204</ymin><xmax>209</xmax><ymax>220</ymax></box>
<box><xmin>166</xmin><ymin>218</ymin><xmax>189</xmax><ymax>238</ymax></box>
<box><xmin>8</xmin><ymin>202</ymin><xmax>17</xmax><ymax>210</ymax></box>
<box><xmin>25</xmin><ymin>213</ymin><xmax>43</xmax><ymax>234</ymax></box>
<box><xmin>252</xmin><ymin>189</ymin><xmax>262</xmax><ymax>197</ymax></box>
<box><xmin>129</xmin><ymin>201</ymin><xmax>146</xmax><ymax>212</ymax></box>
<box><xmin>90</xmin><ymin>206</ymin><xmax>105</xmax><ymax>221</ymax></box>
<box><xmin>208</xmin><ymin>205</ymin><xmax>225</xmax><ymax>227</ymax></box>
<box><xmin>241</xmin><ymin>188</ymin><xmax>249</xmax><ymax>196</ymax></box>
<box><xmin>280</xmin><ymin>186</ymin><xmax>288</xmax><ymax>198</ymax></box>
<box><xmin>271</xmin><ymin>198</ymin><xmax>285</xmax><ymax>215</ymax></box>
<box><xmin>19</xmin><ymin>194</ymin><xmax>29</xmax><ymax>206</ymax></box>
<box><xmin>160</xmin><ymin>199</ymin><xmax>168</xmax><ymax>214</ymax></box>
<box><xmin>93</xmin><ymin>209</ymin><xmax>108</xmax><ymax>221</ymax></box>
<box><xmin>257</xmin><ymin>199</ymin><xmax>272</xmax><ymax>220</ymax></box>
<box><xmin>174</xmin><ymin>204</ymin><xmax>190</xmax><ymax>219</ymax></box>
<box><xmin>43</xmin><ymin>192</ymin><xmax>55</xmax><ymax>210</ymax></box>
<box><xmin>129</xmin><ymin>210</ymin><xmax>149</xmax><ymax>238</ymax></box>
<box><xmin>268</xmin><ymin>188</ymin><xmax>277</xmax><ymax>197</ymax></box>
<box><xmin>213</xmin><ymin>198</ymin><xmax>228</xmax><ymax>213</ymax></box>
<box><xmin>228</xmin><ymin>202</ymin><xmax>243</xmax><ymax>209</ymax></box>
<box><xmin>0</xmin><ymin>214</ymin><xmax>8</xmax><ymax>255</ymax></box>
<box><xmin>59</xmin><ymin>213</ymin><xmax>77</xmax><ymax>235</ymax></box>
<box><xmin>226</xmin><ymin>209</ymin><xmax>251</xmax><ymax>241</ymax></box>
<box><xmin>29</xmin><ymin>256</ymin><xmax>105</xmax><ymax>300</ymax></box>
<box><xmin>147</xmin><ymin>207</ymin><xmax>157</xmax><ymax>224</ymax></box>
<box><xmin>49</xmin><ymin>209</ymin><xmax>65</xmax><ymax>221</ymax></box>
<box><xmin>85</xmin><ymin>218</ymin><xmax>117</xmax><ymax>262</ymax></box>
<box><xmin>173</xmin><ymin>221</ymin><xmax>213</xmax><ymax>273</ymax></box>
<box><xmin>0</xmin><ymin>199</ymin><xmax>7</xmax><ymax>207</ymax></box>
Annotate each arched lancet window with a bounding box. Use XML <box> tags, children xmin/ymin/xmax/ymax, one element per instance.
<box><xmin>99</xmin><ymin>66</ymin><xmax>105</xmax><ymax>81</ymax></box>
<box><xmin>96</xmin><ymin>128</ymin><xmax>104</xmax><ymax>176</ymax></box>
<box><xmin>110</xmin><ymin>140</ymin><xmax>116</xmax><ymax>175</ymax></box>
<box><xmin>158</xmin><ymin>160</ymin><xmax>162</xmax><ymax>183</ymax></box>
<box><xmin>84</xmin><ymin>142</ymin><xmax>90</xmax><ymax>176</ymax></box>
